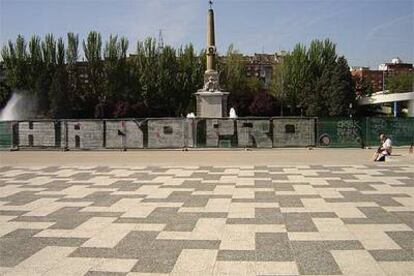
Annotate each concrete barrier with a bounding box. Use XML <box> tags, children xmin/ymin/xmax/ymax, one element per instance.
<box><xmin>272</xmin><ymin>118</ymin><xmax>315</xmax><ymax>147</ymax></box>
<box><xmin>63</xmin><ymin>121</ymin><xmax>104</xmax><ymax>149</ymax></box>
<box><xmin>1</xmin><ymin>118</ymin><xmax>320</xmax><ymax>150</ymax></box>
<box><xmin>18</xmin><ymin>121</ymin><xmax>58</xmax><ymax>148</ymax></box>
<box><xmin>147</xmin><ymin>119</ymin><xmax>186</xmax><ymax>148</ymax></box>
<box><xmin>105</xmin><ymin>120</ymin><xmax>144</xmax><ymax>149</ymax></box>
<box><xmin>205</xmin><ymin>119</ymin><xmax>235</xmax><ymax>147</ymax></box>
<box><xmin>237</xmin><ymin>119</ymin><xmax>273</xmax><ymax>148</ymax></box>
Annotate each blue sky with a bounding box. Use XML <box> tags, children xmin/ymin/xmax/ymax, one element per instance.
<box><xmin>1</xmin><ymin>0</ymin><xmax>413</xmax><ymax>68</ymax></box>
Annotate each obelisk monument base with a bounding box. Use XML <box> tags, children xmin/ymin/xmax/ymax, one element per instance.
<box><xmin>195</xmin><ymin>91</ymin><xmax>229</xmax><ymax>118</ymax></box>
<box><xmin>195</xmin><ymin>3</ymin><xmax>230</xmax><ymax>118</ymax></box>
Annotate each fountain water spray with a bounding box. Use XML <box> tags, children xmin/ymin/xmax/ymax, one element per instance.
<box><xmin>229</xmin><ymin>107</ymin><xmax>237</xmax><ymax>119</ymax></box>
<box><xmin>0</xmin><ymin>91</ymin><xmax>37</xmax><ymax>121</ymax></box>
<box><xmin>186</xmin><ymin>112</ymin><xmax>196</xmax><ymax>119</ymax></box>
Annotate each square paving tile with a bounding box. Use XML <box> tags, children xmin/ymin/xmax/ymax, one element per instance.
<box><xmin>0</xmin><ymin>164</ymin><xmax>413</xmax><ymax>275</ymax></box>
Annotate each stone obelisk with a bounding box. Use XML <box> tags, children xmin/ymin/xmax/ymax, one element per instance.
<box><xmin>195</xmin><ymin>1</ymin><xmax>230</xmax><ymax>118</ymax></box>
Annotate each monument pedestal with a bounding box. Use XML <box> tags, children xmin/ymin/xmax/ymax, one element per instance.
<box><xmin>195</xmin><ymin>91</ymin><xmax>229</xmax><ymax>118</ymax></box>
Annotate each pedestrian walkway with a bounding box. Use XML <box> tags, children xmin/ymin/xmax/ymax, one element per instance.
<box><xmin>0</xmin><ymin>163</ymin><xmax>413</xmax><ymax>275</ymax></box>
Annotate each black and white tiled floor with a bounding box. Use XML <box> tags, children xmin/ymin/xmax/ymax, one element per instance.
<box><xmin>0</xmin><ymin>165</ymin><xmax>413</xmax><ymax>275</ymax></box>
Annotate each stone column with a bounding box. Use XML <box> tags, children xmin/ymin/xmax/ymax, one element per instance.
<box><xmin>206</xmin><ymin>8</ymin><xmax>216</xmax><ymax>73</ymax></box>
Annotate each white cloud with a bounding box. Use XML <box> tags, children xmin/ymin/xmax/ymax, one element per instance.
<box><xmin>366</xmin><ymin>13</ymin><xmax>414</xmax><ymax>41</ymax></box>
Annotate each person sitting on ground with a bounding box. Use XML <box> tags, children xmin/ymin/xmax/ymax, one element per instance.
<box><xmin>372</xmin><ymin>133</ymin><xmax>392</xmax><ymax>162</ymax></box>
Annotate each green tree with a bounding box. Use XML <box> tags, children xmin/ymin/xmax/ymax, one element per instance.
<box><xmin>83</xmin><ymin>31</ymin><xmax>104</xmax><ymax>117</ymax></box>
<box><xmin>56</xmin><ymin>37</ymin><xmax>65</xmax><ymax>66</ymax></box>
<box><xmin>387</xmin><ymin>72</ymin><xmax>414</xmax><ymax>94</ymax></box>
<box><xmin>305</xmin><ymin>69</ymin><xmax>329</xmax><ymax>116</ymax></box>
<box><xmin>42</xmin><ymin>34</ymin><xmax>57</xmax><ymax>65</ymax></box>
<box><xmin>301</xmin><ymin>39</ymin><xmax>337</xmax><ymax>116</ymax></box>
<box><xmin>283</xmin><ymin>44</ymin><xmax>308</xmax><ymax>114</ymax></box>
<box><xmin>27</xmin><ymin>36</ymin><xmax>43</xmax><ymax>90</ymax></box>
<box><xmin>327</xmin><ymin>56</ymin><xmax>355</xmax><ymax>116</ymax></box>
<box><xmin>34</xmin><ymin>34</ymin><xmax>57</xmax><ymax>116</ymax></box>
<box><xmin>67</xmin><ymin>33</ymin><xmax>79</xmax><ymax>64</ymax></box>
<box><xmin>355</xmin><ymin>77</ymin><xmax>373</xmax><ymax>97</ymax></box>
<box><xmin>176</xmin><ymin>44</ymin><xmax>203</xmax><ymax>116</ymax></box>
<box><xmin>221</xmin><ymin>44</ymin><xmax>256</xmax><ymax>115</ymax></box>
<box><xmin>249</xmin><ymin>91</ymin><xmax>278</xmax><ymax>117</ymax></box>
<box><xmin>307</xmin><ymin>39</ymin><xmax>337</xmax><ymax>77</ymax></box>
<box><xmin>221</xmin><ymin>44</ymin><xmax>247</xmax><ymax>93</ymax></box>
<box><xmin>66</xmin><ymin>33</ymin><xmax>81</xmax><ymax>117</ymax></box>
<box><xmin>270</xmin><ymin>62</ymin><xmax>286</xmax><ymax>115</ymax></box>
<box><xmin>135</xmin><ymin>37</ymin><xmax>160</xmax><ymax>116</ymax></box>
<box><xmin>1</xmin><ymin>35</ymin><xmax>29</xmax><ymax>89</ymax></box>
<box><xmin>0</xmin><ymin>80</ymin><xmax>12</xmax><ymax>109</ymax></box>
<box><xmin>246</xmin><ymin>77</ymin><xmax>262</xmax><ymax>94</ymax></box>
<box><xmin>198</xmin><ymin>48</ymin><xmax>207</xmax><ymax>81</ymax></box>
<box><xmin>1</xmin><ymin>36</ymin><xmax>29</xmax><ymax>109</ymax></box>
<box><xmin>49</xmin><ymin>38</ymin><xmax>70</xmax><ymax>118</ymax></box>
<box><xmin>155</xmin><ymin>45</ymin><xmax>178</xmax><ymax>116</ymax></box>
<box><xmin>281</xmin><ymin>39</ymin><xmax>354</xmax><ymax>117</ymax></box>
<box><xmin>2</xmin><ymin>32</ymin><xmax>360</xmax><ymax>119</ymax></box>
<box><xmin>103</xmin><ymin>35</ymin><xmax>129</xmax><ymax>104</ymax></box>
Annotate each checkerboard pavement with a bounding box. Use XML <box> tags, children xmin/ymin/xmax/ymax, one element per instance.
<box><xmin>0</xmin><ymin>164</ymin><xmax>413</xmax><ymax>275</ymax></box>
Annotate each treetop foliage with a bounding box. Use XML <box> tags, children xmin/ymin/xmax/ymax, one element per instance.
<box><xmin>387</xmin><ymin>72</ymin><xmax>413</xmax><ymax>94</ymax></box>
<box><xmin>271</xmin><ymin>39</ymin><xmax>356</xmax><ymax>117</ymax></box>
<box><xmin>1</xmin><ymin>33</ymin><xmax>358</xmax><ymax>118</ymax></box>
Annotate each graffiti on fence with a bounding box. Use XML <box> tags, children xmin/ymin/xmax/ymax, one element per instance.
<box><xmin>389</xmin><ymin>119</ymin><xmax>412</xmax><ymax>137</ymax></box>
<box><xmin>0</xmin><ymin>118</ymin><xmax>316</xmax><ymax>150</ymax></box>
<box><xmin>1</xmin><ymin>117</ymin><xmax>411</xmax><ymax>150</ymax></box>
<box><xmin>336</xmin><ymin>120</ymin><xmax>361</xmax><ymax>145</ymax></box>
<box><xmin>367</xmin><ymin>118</ymin><xmax>385</xmax><ymax>137</ymax></box>
<box><xmin>366</xmin><ymin>117</ymin><xmax>413</xmax><ymax>146</ymax></box>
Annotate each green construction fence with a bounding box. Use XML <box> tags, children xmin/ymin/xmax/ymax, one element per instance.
<box><xmin>0</xmin><ymin>121</ymin><xmax>13</xmax><ymax>150</ymax></box>
<box><xmin>0</xmin><ymin>117</ymin><xmax>413</xmax><ymax>150</ymax></box>
<box><xmin>317</xmin><ymin>117</ymin><xmax>414</xmax><ymax>148</ymax></box>
<box><xmin>364</xmin><ymin>117</ymin><xmax>414</xmax><ymax>147</ymax></box>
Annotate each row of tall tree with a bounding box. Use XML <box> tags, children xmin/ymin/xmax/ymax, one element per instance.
<box><xmin>270</xmin><ymin>39</ymin><xmax>356</xmax><ymax>117</ymax></box>
<box><xmin>1</xmin><ymin>32</ymin><xmax>207</xmax><ymax>118</ymax></box>
<box><xmin>1</xmin><ymin>32</ymin><xmax>358</xmax><ymax>118</ymax></box>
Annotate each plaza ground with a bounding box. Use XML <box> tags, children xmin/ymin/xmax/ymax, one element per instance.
<box><xmin>0</xmin><ymin>149</ymin><xmax>413</xmax><ymax>275</ymax></box>
<box><xmin>1</xmin><ymin>147</ymin><xmax>413</xmax><ymax>166</ymax></box>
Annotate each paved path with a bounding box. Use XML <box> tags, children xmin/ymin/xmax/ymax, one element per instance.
<box><xmin>1</xmin><ymin>148</ymin><xmax>413</xmax><ymax>166</ymax></box>
<box><xmin>0</xmin><ymin>163</ymin><xmax>413</xmax><ymax>275</ymax></box>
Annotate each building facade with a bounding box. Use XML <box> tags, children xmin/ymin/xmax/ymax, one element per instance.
<box><xmin>351</xmin><ymin>58</ymin><xmax>413</xmax><ymax>94</ymax></box>
<box><xmin>245</xmin><ymin>51</ymin><xmax>286</xmax><ymax>88</ymax></box>
<box><xmin>351</xmin><ymin>66</ymin><xmax>384</xmax><ymax>94</ymax></box>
